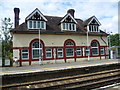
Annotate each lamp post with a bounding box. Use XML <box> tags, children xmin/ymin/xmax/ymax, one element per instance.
<box><xmin>87</xmin><ymin>26</ymin><xmax>90</xmax><ymax>61</ymax></box>
<box><xmin>39</xmin><ymin>29</ymin><xmax>42</xmax><ymax>65</ymax></box>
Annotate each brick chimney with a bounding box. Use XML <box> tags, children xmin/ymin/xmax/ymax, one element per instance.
<box><xmin>67</xmin><ymin>9</ymin><xmax>75</xmax><ymax>18</ymax></box>
<box><xmin>14</xmin><ymin>8</ymin><xmax>20</xmax><ymax>28</ymax></box>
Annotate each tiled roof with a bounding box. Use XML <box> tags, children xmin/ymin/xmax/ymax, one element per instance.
<box><xmin>11</xmin><ymin>15</ymin><xmax>108</xmax><ymax>36</ymax></box>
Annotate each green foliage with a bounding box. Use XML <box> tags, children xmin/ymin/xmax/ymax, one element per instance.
<box><xmin>110</xmin><ymin>34</ymin><xmax>120</xmax><ymax>46</ymax></box>
<box><xmin>1</xmin><ymin>17</ymin><xmax>13</xmax><ymax>66</ymax></box>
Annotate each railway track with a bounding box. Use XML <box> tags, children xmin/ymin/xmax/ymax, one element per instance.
<box><xmin>2</xmin><ymin>69</ymin><xmax>120</xmax><ymax>90</ymax></box>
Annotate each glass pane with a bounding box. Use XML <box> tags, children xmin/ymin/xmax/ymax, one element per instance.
<box><xmin>41</xmin><ymin>21</ymin><xmax>44</xmax><ymax>29</ymax></box>
<box><xmin>22</xmin><ymin>49</ymin><xmax>28</xmax><ymax>52</ymax></box>
<box><xmin>37</xmin><ymin>21</ymin><xmax>40</xmax><ymax>28</ymax></box>
<box><xmin>33</xmin><ymin>21</ymin><xmax>36</xmax><ymax>28</ymax></box>
<box><xmin>100</xmin><ymin>47</ymin><xmax>104</xmax><ymax>55</ymax></box>
<box><xmin>29</xmin><ymin>21</ymin><xmax>32</xmax><ymax>28</ymax></box>
<box><xmin>92</xmin><ymin>42</ymin><xmax>98</xmax><ymax>47</ymax></box>
<box><xmin>92</xmin><ymin>48</ymin><xmax>98</xmax><ymax>55</ymax></box>
<box><xmin>22</xmin><ymin>53</ymin><xmax>28</xmax><ymax>59</ymax></box>
<box><xmin>66</xmin><ymin>48</ymin><xmax>74</xmax><ymax>57</ymax></box>
<box><xmin>66</xmin><ymin>41</ymin><xmax>74</xmax><ymax>46</ymax></box>
<box><xmin>33</xmin><ymin>49</ymin><xmax>39</xmax><ymax>58</ymax></box>
<box><xmin>62</xmin><ymin>23</ymin><xmax>65</xmax><ymax>30</ymax></box>
<box><xmin>32</xmin><ymin>41</ymin><xmax>39</xmax><ymax>48</ymax></box>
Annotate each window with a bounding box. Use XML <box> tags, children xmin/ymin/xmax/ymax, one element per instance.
<box><xmin>62</xmin><ymin>23</ymin><xmax>76</xmax><ymax>31</ymax></box>
<box><xmin>46</xmin><ymin>48</ymin><xmax>52</xmax><ymax>58</ymax></box>
<box><xmin>76</xmin><ymin>48</ymin><xmax>82</xmax><ymax>56</ymax></box>
<box><xmin>22</xmin><ymin>49</ymin><xmax>29</xmax><ymax>59</ymax></box>
<box><xmin>57</xmin><ymin>48</ymin><xmax>63</xmax><ymax>57</ymax></box>
<box><xmin>89</xmin><ymin>25</ymin><xmax>99</xmax><ymax>32</ymax></box>
<box><xmin>66</xmin><ymin>48</ymin><xmax>74</xmax><ymax>57</ymax></box>
<box><xmin>85</xmin><ymin>47</ymin><xmax>90</xmax><ymax>56</ymax></box>
<box><xmin>100</xmin><ymin>47</ymin><xmax>104</xmax><ymax>55</ymax></box>
<box><xmin>66</xmin><ymin>41</ymin><xmax>74</xmax><ymax>46</ymax></box>
<box><xmin>91</xmin><ymin>42</ymin><xmax>99</xmax><ymax>55</ymax></box>
<box><xmin>32</xmin><ymin>41</ymin><xmax>42</xmax><ymax>59</ymax></box>
<box><xmin>28</xmin><ymin>20</ymin><xmax>46</xmax><ymax>29</ymax></box>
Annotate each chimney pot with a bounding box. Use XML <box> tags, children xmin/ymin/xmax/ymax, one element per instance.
<box><xmin>14</xmin><ymin>8</ymin><xmax>20</xmax><ymax>28</ymax></box>
<box><xmin>67</xmin><ymin>9</ymin><xmax>75</xmax><ymax>18</ymax></box>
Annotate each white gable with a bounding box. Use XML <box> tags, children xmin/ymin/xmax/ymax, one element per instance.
<box><xmin>60</xmin><ymin>13</ymin><xmax>77</xmax><ymax>24</ymax></box>
<box><xmin>88</xmin><ymin>16</ymin><xmax>101</xmax><ymax>26</ymax></box>
<box><xmin>26</xmin><ymin>8</ymin><xmax>47</xmax><ymax>21</ymax></box>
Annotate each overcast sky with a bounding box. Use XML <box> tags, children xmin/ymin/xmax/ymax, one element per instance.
<box><xmin>0</xmin><ymin>0</ymin><xmax>119</xmax><ymax>34</ymax></box>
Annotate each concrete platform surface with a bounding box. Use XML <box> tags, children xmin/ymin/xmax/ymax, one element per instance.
<box><xmin>0</xmin><ymin>59</ymin><xmax>119</xmax><ymax>75</ymax></box>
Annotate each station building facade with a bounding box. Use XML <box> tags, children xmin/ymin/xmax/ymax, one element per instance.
<box><xmin>11</xmin><ymin>8</ymin><xmax>109</xmax><ymax>66</ymax></box>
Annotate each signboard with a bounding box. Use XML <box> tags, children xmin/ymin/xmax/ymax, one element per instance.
<box><xmin>5</xmin><ymin>59</ymin><xmax>10</xmax><ymax>66</ymax></box>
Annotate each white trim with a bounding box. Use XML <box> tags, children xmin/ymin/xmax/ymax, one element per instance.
<box><xmin>61</xmin><ymin>23</ymin><xmax>76</xmax><ymax>31</ymax></box>
<box><xmin>28</xmin><ymin>20</ymin><xmax>46</xmax><ymax>29</ymax></box>
<box><xmin>21</xmin><ymin>49</ymin><xmax>29</xmax><ymax>60</ymax></box>
<box><xmin>88</xmin><ymin>16</ymin><xmax>101</xmax><ymax>26</ymax></box>
<box><xmin>76</xmin><ymin>48</ymin><xmax>82</xmax><ymax>56</ymax></box>
<box><xmin>57</xmin><ymin>48</ymin><xmax>63</xmax><ymax>57</ymax></box>
<box><xmin>46</xmin><ymin>48</ymin><xmax>52</xmax><ymax>58</ymax></box>
<box><xmin>60</xmin><ymin>13</ymin><xmax>77</xmax><ymax>24</ymax></box>
<box><xmin>26</xmin><ymin>8</ymin><xmax>47</xmax><ymax>21</ymax></box>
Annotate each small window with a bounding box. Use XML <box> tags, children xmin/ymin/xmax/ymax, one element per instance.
<box><xmin>61</xmin><ymin>23</ymin><xmax>76</xmax><ymax>31</ymax></box>
<box><xmin>46</xmin><ymin>48</ymin><xmax>52</xmax><ymax>58</ymax></box>
<box><xmin>28</xmin><ymin>20</ymin><xmax>46</xmax><ymax>29</ymax></box>
<box><xmin>85</xmin><ymin>47</ymin><xmax>90</xmax><ymax>56</ymax></box>
<box><xmin>66</xmin><ymin>41</ymin><xmax>74</xmax><ymax>46</ymax></box>
<box><xmin>76</xmin><ymin>48</ymin><xmax>82</xmax><ymax>56</ymax></box>
<box><xmin>66</xmin><ymin>48</ymin><xmax>74</xmax><ymax>57</ymax></box>
<box><xmin>100</xmin><ymin>47</ymin><xmax>104</xmax><ymax>55</ymax></box>
<box><xmin>22</xmin><ymin>49</ymin><xmax>29</xmax><ymax>59</ymax></box>
<box><xmin>57</xmin><ymin>48</ymin><xmax>63</xmax><ymax>57</ymax></box>
<box><xmin>91</xmin><ymin>42</ymin><xmax>99</xmax><ymax>55</ymax></box>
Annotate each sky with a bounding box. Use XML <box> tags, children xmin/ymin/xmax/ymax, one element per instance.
<box><xmin>0</xmin><ymin>0</ymin><xmax>119</xmax><ymax>34</ymax></box>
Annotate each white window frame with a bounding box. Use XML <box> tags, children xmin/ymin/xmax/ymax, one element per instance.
<box><xmin>61</xmin><ymin>23</ymin><xmax>76</xmax><ymax>31</ymax></box>
<box><xmin>28</xmin><ymin>20</ymin><xmax>46</xmax><ymax>29</ymax></box>
<box><xmin>66</xmin><ymin>48</ymin><xmax>74</xmax><ymax>57</ymax></box>
<box><xmin>91</xmin><ymin>42</ymin><xmax>99</xmax><ymax>56</ymax></box>
<box><xmin>76</xmin><ymin>48</ymin><xmax>82</xmax><ymax>56</ymax></box>
<box><xmin>85</xmin><ymin>47</ymin><xmax>90</xmax><ymax>56</ymax></box>
<box><xmin>22</xmin><ymin>49</ymin><xmax>29</xmax><ymax>59</ymax></box>
<box><xmin>46</xmin><ymin>48</ymin><xmax>52</xmax><ymax>58</ymax></box>
<box><xmin>100</xmin><ymin>47</ymin><xmax>104</xmax><ymax>55</ymax></box>
<box><xmin>57</xmin><ymin>48</ymin><xmax>63</xmax><ymax>57</ymax></box>
<box><xmin>89</xmin><ymin>25</ymin><xmax>99</xmax><ymax>32</ymax></box>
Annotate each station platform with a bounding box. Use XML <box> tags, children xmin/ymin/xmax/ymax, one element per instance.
<box><xmin>1</xmin><ymin>59</ymin><xmax>119</xmax><ymax>75</ymax></box>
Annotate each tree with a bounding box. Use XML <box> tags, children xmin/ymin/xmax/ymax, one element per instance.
<box><xmin>109</xmin><ymin>34</ymin><xmax>120</xmax><ymax>46</ymax></box>
<box><xmin>1</xmin><ymin>17</ymin><xmax>13</xmax><ymax>66</ymax></box>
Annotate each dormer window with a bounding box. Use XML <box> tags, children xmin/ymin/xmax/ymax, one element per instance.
<box><xmin>89</xmin><ymin>25</ymin><xmax>99</xmax><ymax>32</ymax></box>
<box><xmin>26</xmin><ymin>8</ymin><xmax>47</xmax><ymax>30</ymax></box>
<box><xmin>86</xmin><ymin>16</ymin><xmax>101</xmax><ymax>32</ymax></box>
<box><xmin>61</xmin><ymin>13</ymin><xmax>77</xmax><ymax>31</ymax></box>
<box><xmin>28</xmin><ymin>20</ymin><xmax>46</xmax><ymax>29</ymax></box>
<box><xmin>62</xmin><ymin>23</ymin><xmax>76</xmax><ymax>31</ymax></box>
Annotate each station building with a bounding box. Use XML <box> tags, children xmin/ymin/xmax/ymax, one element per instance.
<box><xmin>11</xmin><ymin>8</ymin><xmax>109</xmax><ymax>66</ymax></box>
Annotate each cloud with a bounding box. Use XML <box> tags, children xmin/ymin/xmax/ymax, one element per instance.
<box><xmin>0</xmin><ymin>0</ymin><xmax>119</xmax><ymax>34</ymax></box>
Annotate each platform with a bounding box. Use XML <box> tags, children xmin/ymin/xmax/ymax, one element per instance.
<box><xmin>1</xmin><ymin>59</ymin><xmax>119</xmax><ymax>75</ymax></box>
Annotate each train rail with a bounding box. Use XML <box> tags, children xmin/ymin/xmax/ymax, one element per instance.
<box><xmin>2</xmin><ymin>69</ymin><xmax>120</xmax><ymax>90</ymax></box>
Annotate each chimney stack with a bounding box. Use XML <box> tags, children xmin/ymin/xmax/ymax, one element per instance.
<box><xmin>67</xmin><ymin>9</ymin><xmax>75</xmax><ymax>18</ymax></box>
<box><xmin>14</xmin><ymin>8</ymin><xmax>20</xmax><ymax>28</ymax></box>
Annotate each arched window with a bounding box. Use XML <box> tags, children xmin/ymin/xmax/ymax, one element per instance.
<box><xmin>91</xmin><ymin>41</ymin><xmax>99</xmax><ymax>55</ymax></box>
<box><xmin>32</xmin><ymin>41</ymin><xmax>42</xmax><ymax>59</ymax></box>
<box><xmin>65</xmin><ymin>40</ymin><xmax>75</xmax><ymax>57</ymax></box>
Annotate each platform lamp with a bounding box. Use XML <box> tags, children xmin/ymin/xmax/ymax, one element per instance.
<box><xmin>87</xmin><ymin>26</ymin><xmax>90</xmax><ymax>61</ymax></box>
<box><xmin>39</xmin><ymin>29</ymin><xmax>42</xmax><ymax>65</ymax></box>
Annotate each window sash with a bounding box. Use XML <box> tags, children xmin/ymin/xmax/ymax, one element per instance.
<box><xmin>100</xmin><ymin>47</ymin><xmax>104</xmax><ymax>55</ymax></box>
<box><xmin>62</xmin><ymin>23</ymin><xmax>76</xmax><ymax>31</ymax></box>
<box><xmin>28</xmin><ymin>20</ymin><xmax>46</xmax><ymax>29</ymax></box>
<box><xmin>46</xmin><ymin>48</ymin><xmax>52</xmax><ymax>58</ymax></box>
<box><xmin>85</xmin><ymin>47</ymin><xmax>90</xmax><ymax>56</ymax></box>
<box><xmin>22</xmin><ymin>49</ymin><xmax>29</xmax><ymax>59</ymax></box>
<box><xmin>92</xmin><ymin>48</ymin><xmax>98</xmax><ymax>55</ymax></box>
<box><xmin>76</xmin><ymin>48</ymin><xmax>82</xmax><ymax>56</ymax></box>
<box><xmin>66</xmin><ymin>48</ymin><xmax>74</xmax><ymax>57</ymax></box>
<box><xmin>57</xmin><ymin>48</ymin><xmax>63</xmax><ymax>57</ymax></box>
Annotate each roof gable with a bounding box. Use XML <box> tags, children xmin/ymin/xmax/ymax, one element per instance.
<box><xmin>60</xmin><ymin>13</ymin><xmax>77</xmax><ymax>23</ymax></box>
<box><xmin>88</xmin><ymin>16</ymin><xmax>101</xmax><ymax>25</ymax></box>
<box><xmin>25</xmin><ymin>8</ymin><xmax>47</xmax><ymax>21</ymax></box>
<box><xmin>84</xmin><ymin>16</ymin><xmax>101</xmax><ymax>26</ymax></box>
